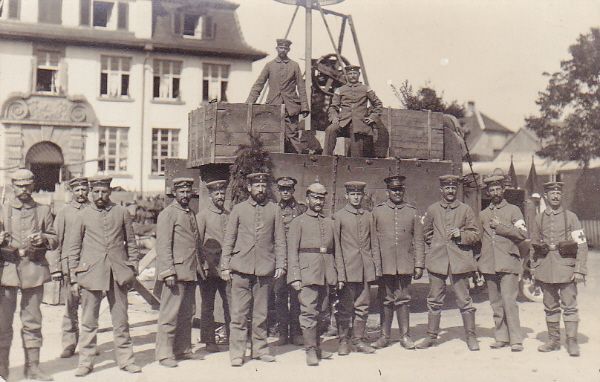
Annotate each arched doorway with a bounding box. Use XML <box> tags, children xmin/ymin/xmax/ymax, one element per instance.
<box><xmin>25</xmin><ymin>141</ymin><xmax>64</xmax><ymax>192</ymax></box>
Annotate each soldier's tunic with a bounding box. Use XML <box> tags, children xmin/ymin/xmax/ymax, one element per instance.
<box><xmin>196</xmin><ymin>203</ymin><xmax>231</xmax><ymax>345</ymax></box>
<box><xmin>54</xmin><ymin>200</ymin><xmax>89</xmax><ymax>351</ymax></box>
<box><xmin>221</xmin><ymin>198</ymin><xmax>286</xmax><ymax>361</ymax></box>
<box><xmin>333</xmin><ymin>204</ymin><xmax>381</xmax><ymax>324</ymax></box>
<box><xmin>422</xmin><ymin>200</ymin><xmax>479</xmax><ymax>314</ymax></box>
<box><xmin>155</xmin><ymin>201</ymin><xmax>201</xmax><ymax>361</ymax></box>
<box><xmin>273</xmin><ymin>198</ymin><xmax>307</xmax><ymax>337</ymax></box>
<box><xmin>0</xmin><ymin>199</ymin><xmax>57</xmax><ymax>350</ymax></box>
<box><xmin>478</xmin><ymin>199</ymin><xmax>527</xmax><ymax>345</ymax></box>
<box><xmin>66</xmin><ymin>202</ymin><xmax>139</xmax><ymax>369</ymax></box>
<box><xmin>373</xmin><ymin>201</ymin><xmax>425</xmax><ymax>307</ymax></box>
<box><xmin>324</xmin><ymin>82</ymin><xmax>383</xmax><ymax>157</ymax></box>
<box><xmin>530</xmin><ymin>207</ymin><xmax>588</xmax><ymax>323</ymax></box>
<box><xmin>287</xmin><ymin>209</ymin><xmax>337</xmax><ymax>331</ymax></box>
<box><xmin>246</xmin><ymin>57</ymin><xmax>309</xmax><ymax>153</ymax></box>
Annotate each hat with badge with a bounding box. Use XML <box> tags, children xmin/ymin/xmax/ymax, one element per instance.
<box><xmin>276</xmin><ymin>38</ymin><xmax>292</xmax><ymax>47</ymax></box>
<box><xmin>482</xmin><ymin>174</ymin><xmax>505</xmax><ymax>187</ymax></box>
<box><xmin>306</xmin><ymin>182</ymin><xmax>327</xmax><ymax>198</ymax></box>
<box><xmin>384</xmin><ymin>175</ymin><xmax>406</xmax><ymax>190</ymax></box>
<box><xmin>89</xmin><ymin>175</ymin><xmax>113</xmax><ymax>188</ymax></box>
<box><xmin>543</xmin><ymin>181</ymin><xmax>564</xmax><ymax>192</ymax></box>
<box><xmin>439</xmin><ymin>174</ymin><xmax>460</xmax><ymax>186</ymax></box>
<box><xmin>68</xmin><ymin>177</ymin><xmax>89</xmax><ymax>189</ymax></box>
<box><xmin>247</xmin><ymin>172</ymin><xmax>270</xmax><ymax>184</ymax></box>
<box><xmin>344</xmin><ymin>181</ymin><xmax>366</xmax><ymax>192</ymax></box>
<box><xmin>206</xmin><ymin>179</ymin><xmax>227</xmax><ymax>191</ymax></box>
<box><xmin>173</xmin><ymin>177</ymin><xmax>194</xmax><ymax>189</ymax></box>
<box><xmin>10</xmin><ymin>168</ymin><xmax>34</xmax><ymax>186</ymax></box>
<box><xmin>345</xmin><ymin>65</ymin><xmax>361</xmax><ymax>73</ymax></box>
<box><xmin>276</xmin><ymin>176</ymin><xmax>297</xmax><ymax>189</ymax></box>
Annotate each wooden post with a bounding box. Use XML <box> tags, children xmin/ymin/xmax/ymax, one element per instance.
<box><xmin>348</xmin><ymin>15</ymin><xmax>368</xmax><ymax>86</ymax></box>
<box><xmin>304</xmin><ymin>1</ymin><xmax>312</xmax><ymax>130</ymax></box>
<box><xmin>338</xmin><ymin>16</ymin><xmax>347</xmax><ymax>53</ymax></box>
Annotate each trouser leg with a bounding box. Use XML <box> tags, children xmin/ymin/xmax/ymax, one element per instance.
<box><xmin>156</xmin><ymin>281</ymin><xmax>184</xmax><ymax>361</ymax></box>
<box><xmin>251</xmin><ymin>276</ymin><xmax>272</xmax><ymax>358</ymax></box>
<box><xmin>541</xmin><ymin>282</ymin><xmax>561</xmax><ymax>323</ymax></box>
<box><xmin>217</xmin><ymin>279</ymin><xmax>232</xmax><ymax>339</ymax></box>
<box><xmin>284</xmin><ymin>115</ymin><xmax>306</xmax><ymax>154</ymax></box>
<box><xmin>379</xmin><ymin>276</ymin><xmax>396</xmax><ymax>340</ymax></box>
<box><xmin>273</xmin><ymin>276</ymin><xmax>290</xmax><ymax>338</ymax></box>
<box><xmin>353</xmin><ymin>281</ymin><xmax>371</xmax><ymax>324</ymax></box>
<box><xmin>484</xmin><ymin>273</ymin><xmax>509</xmax><ymax>343</ymax></box>
<box><xmin>324</xmin><ymin>122</ymin><xmax>341</xmax><ymax>155</ymax></box>
<box><xmin>426</xmin><ymin>272</ymin><xmax>447</xmax><ymax>317</ymax></box>
<box><xmin>229</xmin><ymin>273</ymin><xmax>252</xmax><ymax>361</ymax></box>
<box><xmin>299</xmin><ymin>285</ymin><xmax>320</xmax><ymax>350</ymax></box>
<box><xmin>173</xmin><ymin>282</ymin><xmax>195</xmax><ymax>356</ymax></box>
<box><xmin>106</xmin><ymin>277</ymin><xmax>135</xmax><ymax>368</ymax></box>
<box><xmin>289</xmin><ymin>287</ymin><xmax>302</xmax><ymax>336</ymax></box>
<box><xmin>0</xmin><ymin>286</ymin><xmax>17</xmax><ymax>379</ymax></box>
<box><xmin>61</xmin><ymin>278</ymin><xmax>80</xmax><ymax>350</ymax></box>
<box><xmin>499</xmin><ymin>273</ymin><xmax>523</xmax><ymax>344</ymax></box>
<box><xmin>20</xmin><ymin>286</ymin><xmax>44</xmax><ymax>349</ymax></box>
<box><xmin>350</xmin><ymin>133</ymin><xmax>374</xmax><ymax>158</ymax></box>
<box><xmin>450</xmin><ymin>272</ymin><xmax>475</xmax><ymax>313</ymax></box>
<box><xmin>559</xmin><ymin>282</ymin><xmax>579</xmax><ymax>323</ymax></box>
<box><xmin>199</xmin><ymin>278</ymin><xmax>219</xmax><ymax>344</ymax></box>
<box><xmin>78</xmin><ymin>288</ymin><xmax>102</xmax><ymax>368</ymax></box>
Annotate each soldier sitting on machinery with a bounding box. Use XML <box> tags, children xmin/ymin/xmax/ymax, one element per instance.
<box><xmin>324</xmin><ymin>65</ymin><xmax>383</xmax><ymax>158</ymax></box>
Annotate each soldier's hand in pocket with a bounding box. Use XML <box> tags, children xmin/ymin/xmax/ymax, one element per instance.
<box><xmin>291</xmin><ymin>281</ymin><xmax>301</xmax><ymax>291</ymax></box>
<box><xmin>274</xmin><ymin>268</ymin><xmax>286</xmax><ymax>279</ymax></box>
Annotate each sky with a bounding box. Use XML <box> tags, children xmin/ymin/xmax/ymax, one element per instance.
<box><xmin>236</xmin><ymin>0</ymin><xmax>600</xmax><ymax>131</ymax></box>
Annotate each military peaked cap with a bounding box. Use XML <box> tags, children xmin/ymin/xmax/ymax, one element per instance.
<box><xmin>173</xmin><ymin>177</ymin><xmax>194</xmax><ymax>189</ymax></box>
<box><xmin>344</xmin><ymin>181</ymin><xmax>366</xmax><ymax>192</ymax></box>
<box><xmin>68</xmin><ymin>177</ymin><xmax>89</xmax><ymax>189</ymax></box>
<box><xmin>307</xmin><ymin>182</ymin><xmax>327</xmax><ymax>197</ymax></box>
<box><xmin>206</xmin><ymin>179</ymin><xmax>227</xmax><ymax>191</ymax></box>
<box><xmin>345</xmin><ymin>65</ymin><xmax>361</xmax><ymax>72</ymax></box>
<box><xmin>11</xmin><ymin>169</ymin><xmax>34</xmax><ymax>185</ymax></box>
<box><xmin>276</xmin><ymin>38</ymin><xmax>292</xmax><ymax>47</ymax></box>
<box><xmin>543</xmin><ymin>181</ymin><xmax>564</xmax><ymax>192</ymax></box>
<box><xmin>276</xmin><ymin>176</ymin><xmax>297</xmax><ymax>188</ymax></box>
<box><xmin>482</xmin><ymin>174</ymin><xmax>505</xmax><ymax>186</ymax></box>
<box><xmin>384</xmin><ymin>175</ymin><xmax>406</xmax><ymax>190</ymax></box>
<box><xmin>247</xmin><ymin>172</ymin><xmax>270</xmax><ymax>184</ymax></box>
<box><xmin>89</xmin><ymin>175</ymin><xmax>113</xmax><ymax>187</ymax></box>
<box><xmin>439</xmin><ymin>174</ymin><xmax>460</xmax><ymax>186</ymax></box>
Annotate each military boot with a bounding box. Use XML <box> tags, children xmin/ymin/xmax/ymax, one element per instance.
<box><xmin>0</xmin><ymin>347</ymin><xmax>9</xmax><ymax>380</ymax></box>
<box><xmin>565</xmin><ymin>321</ymin><xmax>580</xmax><ymax>357</ymax></box>
<box><xmin>316</xmin><ymin>333</ymin><xmax>332</xmax><ymax>360</ymax></box>
<box><xmin>24</xmin><ymin>348</ymin><xmax>53</xmax><ymax>381</ymax></box>
<box><xmin>416</xmin><ymin>313</ymin><xmax>441</xmax><ymax>349</ymax></box>
<box><xmin>352</xmin><ymin>320</ymin><xmax>376</xmax><ymax>354</ymax></box>
<box><xmin>337</xmin><ymin>322</ymin><xmax>351</xmax><ymax>356</ymax></box>
<box><xmin>303</xmin><ymin>327</ymin><xmax>319</xmax><ymax>366</ymax></box>
<box><xmin>538</xmin><ymin>321</ymin><xmax>561</xmax><ymax>352</ymax></box>
<box><xmin>397</xmin><ymin>305</ymin><xmax>416</xmax><ymax>349</ymax></box>
<box><xmin>372</xmin><ymin>305</ymin><xmax>393</xmax><ymax>349</ymax></box>
<box><xmin>461</xmin><ymin>311</ymin><xmax>480</xmax><ymax>351</ymax></box>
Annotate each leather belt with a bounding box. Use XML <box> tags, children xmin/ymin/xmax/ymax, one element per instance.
<box><xmin>298</xmin><ymin>247</ymin><xmax>332</xmax><ymax>254</ymax></box>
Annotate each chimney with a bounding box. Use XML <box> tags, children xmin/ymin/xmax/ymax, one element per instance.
<box><xmin>465</xmin><ymin>101</ymin><xmax>476</xmax><ymax>117</ymax></box>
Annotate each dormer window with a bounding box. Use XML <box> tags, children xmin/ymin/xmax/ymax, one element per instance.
<box><xmin>80</xmin><ymin>0</ymin><xmax>128</xmax><ymax>30</ymax></box>
<box><xmin>174</xmin><ymin>13</ymin><xmax>214</xmax><ymax>39</ymax></box>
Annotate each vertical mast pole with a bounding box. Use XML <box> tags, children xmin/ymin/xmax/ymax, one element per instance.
<box><xmin>304</xmin><ymin>1</ymin><xmax>312</xmax><ymax>130</ymax></box>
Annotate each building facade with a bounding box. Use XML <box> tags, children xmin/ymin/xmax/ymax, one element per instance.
<box><xmin>0</xmin><ymin>0</ymin><xmax>265</xmax><ymax>192</ymax></box>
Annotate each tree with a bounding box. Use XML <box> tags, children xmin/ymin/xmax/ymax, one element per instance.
<box><xmin>398</xmin><ymin>80</ymin><xmax>465</xmax><ymax>119</ymax></box>
<box><xmin>525</xmin><ymin>28</ymin><xmax>600</xmax><ymax>167</ymax></box>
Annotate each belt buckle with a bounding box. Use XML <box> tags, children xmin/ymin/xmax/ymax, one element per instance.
<box><xmin>549</xmin><ymin>244</ymin><xmax>557</xmax><ymax>251</ymax></box>
<box><xmin>18</xmin><ymin>249</ymin><xmax>26</xmax><ymax>258</ymax></box>
<box><xmin>320</xmin><ymin>247</ymin><xmax>327</xmax><ymax>254</ymax></box>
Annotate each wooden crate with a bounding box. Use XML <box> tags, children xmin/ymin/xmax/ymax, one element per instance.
<box><xmin>188</xmin><ymin>103</ymin><xmax>286</xmax><ymax>167</ymax></box>
<box><xmin>381</xmin><ymin>108</ymin><xmax>445</xmax><ymax>160</ymax></box>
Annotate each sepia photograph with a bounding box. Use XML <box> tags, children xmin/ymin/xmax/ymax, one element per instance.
<box><xmin>0</xmin><ymin>0</ymin><xmax>598</xmax><ymax>381</ymax></box>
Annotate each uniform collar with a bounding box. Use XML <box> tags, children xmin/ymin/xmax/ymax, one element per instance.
<box><xmin>90</xmin><ymin>201</ymin><xmax>115</xmax><ymax>211</ymax></box>
<box><xmin>440</xmin><ymin>200</ymin><xmax>459</xmax><ymax>209</ymax></box>
<box><xmin>279</xmin><ymin>198</ymin><xmax>297</xmax><ymax>209</ymax></box>
<box><xmin>347</xmin><ymin>81</ymin><xmax>362</xmax><ymax>87</ymax></box>
<box><xmin>70</xmin><ymin>200</ymin><xmax>89</xmax><ymax>209</ymax></box>
<box><xmin>345</xmin><ymin>204</ymin><xmax>364</xmax><ymax>215</ymax></box>
<box><xmin>544</xmin><ymin>206</ymin><xmax>564</xmax><ymax>215</ymax></box>
<box><xmin>275</xmin><ymin>57</ymin><xmax>290</xmax><ymax>64</ymax></box>
<box><xmin>306</xmin><ymin>209</ymin><xmax>323</xmax><ymax>218</ymax></box>
<box><xmin>208</xmin><ymin>201</ymin><xmax>225</xmax><ymax>214</ymax></box>
<box><xmin>171</xmin><ymin>200</ymin><xmax>191</xmax><ymax>213</ymax></box>
<box><xmin>10</xmin><ymin>198</ymin><xmax>36</xmax><ymax>209</ymax></box>
<box><xmin>386</xmin><ymin>200</ymin><xmax>406</xmax><ymax>209</ymax></box>
<box><xmin>247</xmin><ymin>197</ymin><xmax>267</xmax><ymax>207</ymax></box>
<box><xmin>489</xmin><ymin>199</ymin><xmax>507</xmax><ymax>210</ymax></box>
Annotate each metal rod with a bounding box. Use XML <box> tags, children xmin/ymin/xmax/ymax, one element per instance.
<box><xmin>321</xmin><ymin>7</ymin><xmax>347</xmax><ymax>18</ymax></box>
<box><xmin>304</xmin><ymin>1</ymin><xmax>312</xmax><ymax>130</ymax></box>
<box><xmin>316</xmin><ymin>3</ymin><xmax>347</xmax><ymax>79</ymax></box>
<box><xmin>338</xmin><ymin>16</ymin><xmax>347</xmax><ymax>54</ymax></box>
<box><xmin>347</xmin><ymin>15</ymin><xmax>369</xmax><ymax>85</ymax></box>
<box><xmin>284</xmin><ymin>5</ymin><xmax>300</xmax><ymax>39</ymax></box>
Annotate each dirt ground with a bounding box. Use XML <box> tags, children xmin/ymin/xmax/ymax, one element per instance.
<box><xmin>4</xmin><ymin>252</ymin><xmax>600</xmax><ymax>382</ymax></box>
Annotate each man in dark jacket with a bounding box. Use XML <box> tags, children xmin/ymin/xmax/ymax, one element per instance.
<box><xmin>220</xmin><ymin>173</ymin><xmax>287</xmax><ymax>367</ymax></box>
<box><xmin>246</xmin><ymin>39</ymin><xmax>309</xmax><ymax>153</ymax></box>
<box><xmin>531</xmin><ymin>181</ymin><xmax>587</xmax><ymax>357</ymax></box>
<box><xmin>478</xmin><ymin>174</ymin><xmax>527</xmax><ymax>351</ymax></box>
<box><xmin>417</xmin><ymin>174</ymin><xmax>481</xmax><ymax>351</ymax></box>
<box><xmin>155</xmin><ymin>178</ymin><xmax>203</xmax><ymax>367</ymax></box>
<box><xmin>372</xmin><ymin>175</ymin><xmax>425</xmax><ymax>349</ymax></box>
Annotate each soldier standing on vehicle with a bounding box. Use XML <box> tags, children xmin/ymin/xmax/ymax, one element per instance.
<box><xmin>246</xmin><ymin>39</ymin><xmax>310</xmax><ymax>154</ymax></box>
<box><xmin>323</xmin><ymin>65</ymin><xmax>383</xmax><ymax>157</ymax></box>
<box><xmin>334</xmin><ymin>181</ymin><xmax>381</xmax><ymax>355</ymax></box>
<box><xmin>155</xmin><ymin>178</ymin><xmax>204</xmax><ymax>367</ymax></box>
<box><xmin>66</xmin><ymin>176</ymin><xmax>141</xmax><ymax>377</ymax></box>
<box><xmin>273</xmin><ymin>176</ymin><xmax>306</xmax><ymax>346</ymax></box>
<box><xmin>54</xmin><ymin>177</ymin><xmax>90</xmax><ymax>359</ymax></box>
<box><xmin>371</xmin><ymin>175</ymin><xmax>425</xmax><ymax>350</ymax></box>
<box><xmin>531</xmin><ymin>181</ymin><xmax>587</xmax><ymax>357</ymax></box>
<box><xmin>287</xmin><ymin>182</ymin><xmax>336</xmax><ymax>366</ymax></box>
<box><xmin>416</xmin><ymin>174</ymin><xmax>481</xmax><ymax>351</ymax></box>
<box><xmin>220</xmin><ymin>173</ymin><xmax>287</xmax><ymax>367</ymax></box>
<box><xmin>197</xmin><ymin>179</ymin><xmax>231</xmax><ymax>353</ymax></box>
<box><xmin>478</xmin><ymin>174</ymin><xmax>526</xmax><ymax>352</ymax></box>
<box><xmin>0</xmin><ymin>169</ymin><xmax>57</xmax><ymax>381</ymax></box>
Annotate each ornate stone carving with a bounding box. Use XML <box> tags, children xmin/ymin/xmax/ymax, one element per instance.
<box><xmin>2</xmin><ymin>95</ymin><xmax>94</xmax><ymax>125</ymax></box>
<box><xmin>69</xmin><ymin>104</ymin><xmax>88</xmax><ymax>122</ymax></box>
<box><xmin>6</xmin><ymin>100</ymin><xmax>29</xmax><ymax>120</ymax></box>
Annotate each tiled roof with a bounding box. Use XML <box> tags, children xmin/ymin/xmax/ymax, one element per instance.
<box><xmin>480</xmin><ymin>113</ymin><xmax>513</xmax><ymax>134</ymax></box>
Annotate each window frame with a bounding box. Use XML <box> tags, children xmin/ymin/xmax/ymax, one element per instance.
<box><xmin>151</xmin><ymin>128</ymin><xmax>180</xmax><ymax>176</ymax></box>
<box><xmin>38</xmin><ymin>0</ymin><xmax>62</xmax><ymax>24</ymax></box>
<box><xmin>98</xmin><ymin>125</ymin><xmax>129</xmax><ymax>174</ymax></box>
<box><xmin>34</xmin><ymin>49</ymin><xmax>64</xmax><ymax>95</ymax></box>
<box><xmin>152</xmin><ymin>59</ymin><xmax>182</xmax><ymax>101</ymax></box>
<box><xmin>99</xmin><ymin>55</ymin><xmax>131</xmax><ymax>99</ymax></box>
<box><xmin>202</xmin><ymin>63</ymin><xmax>230</xmax><ymax>102</ymax></box>
<box><xmin>80</xmin><ymin>0</ymin><xmax>129</xmax><ymax>30</ymax></box>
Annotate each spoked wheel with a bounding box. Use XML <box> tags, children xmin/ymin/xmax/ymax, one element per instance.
<box><xmin>312</xmin><ymin>53</ymin><xmax>351</xmax><ymax>96</ymax></box>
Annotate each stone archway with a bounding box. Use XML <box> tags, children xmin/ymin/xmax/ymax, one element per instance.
<box><xmin>25</xmin><ymin>141</ymin><xmax>64</xmax><ymax>192</ymax></box>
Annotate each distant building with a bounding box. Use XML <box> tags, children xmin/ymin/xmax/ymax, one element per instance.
<box><xmin>462</xmin><ymin>101</ymin><xmax>514</xmax><ymax>161</ymax></box>
<box><xmin>0</xmin><ymin>0</ymin><xmax>265</xmax><ymax>192</ymax></box>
